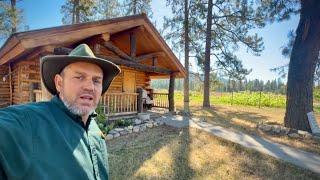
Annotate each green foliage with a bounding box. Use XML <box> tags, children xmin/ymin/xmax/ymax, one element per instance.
<box><xmin>0</xmin><ymin>0</ymin><xmax>23</xmax><ymax>39</ymax></box>
<box><xmin>61</xmin><ymin>0</ymin><xmax>96</xmax><ymax>24</ymax></box>
<box><xmin>173</xmin><ymin>90</ymin><xmax>286</xmax><ymax>108</ymax></box>
<box><xmin>103</xmin><ymin>122</ymin><xmax>115</xmax><ymax>134</ymax></box>
<box><xmin>95</xmin><ymin>102</ymin><xmax>107</xmax><ymax>125</ymax></box>
<box><xmin>313</xmin><ymin>88</ymin><xmax>320</xmax><ymax>102</ymax></box>
<box><xmin>122</xmin><ymin>0</ymin><xmax>153</xmax><ymax>17</ymax></box>
<box><xmin>217</xmin><ymin>91</ymin><xmax>286</xmax><ymax>108</ymax></box>
<box><xmin>114</xmin><ymin>119</ymin><xmax>132</xmax><ymax>127</ymax></box>
<box><xmin>95</xmin><ymin>0</ymin><xmax>121</xmax><ymax>19</ymax></box>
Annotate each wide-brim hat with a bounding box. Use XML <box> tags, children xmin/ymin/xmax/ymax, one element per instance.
<box><xmin>41</xmin><ymin>44</ymin><xmax>121</xmax><ymax>95</ymax></box>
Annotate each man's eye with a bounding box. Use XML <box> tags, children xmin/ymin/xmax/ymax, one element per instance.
<box><xmin>93</xmin><ymin>79</ymin><xmax>102</xmax><ymax>84</ymax></box>
<box><xmin>75</xmin><ymin>76</ymin><xmax>83</xmax><ymax>80</ymax></box>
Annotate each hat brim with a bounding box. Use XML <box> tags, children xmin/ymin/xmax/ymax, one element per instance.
<box><xmin>40</xmin><ymin>55</ymin><xmax>121</xmax><ymax>95</ymax></box>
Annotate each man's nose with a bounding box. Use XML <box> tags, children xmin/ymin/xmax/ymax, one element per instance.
<box><xmin>82</xmin><ymin>79</ymin><xmax>95</xmax><ymax>91</ymax></box>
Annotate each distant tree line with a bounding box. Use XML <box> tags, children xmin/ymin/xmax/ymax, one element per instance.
<box><xmin>152</xmin><ymin>73</ymin><xmax>286</xmax><ymax>94</ymax></box>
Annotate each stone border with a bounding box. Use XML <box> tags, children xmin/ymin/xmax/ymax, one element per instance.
<box><xmin>257</xmin><ymin>124</ymin><xmax>320</xmax><ymax>140</ymax></box>
<box><xmin>105</xmin><ymin>117</ymin><xmax>165</xmax><ymax>140</ymax></box>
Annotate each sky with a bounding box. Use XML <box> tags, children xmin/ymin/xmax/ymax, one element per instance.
<box><xmin>6</xmin><ymin>0</ymin><xmax>300</xmax><ymax>82</ymax></box>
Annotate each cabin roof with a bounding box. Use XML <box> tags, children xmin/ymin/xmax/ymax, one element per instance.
<box><xmin>0</xmin><ymin>14</ymin><xmax>186</xmax><ymax>78</ymax></box>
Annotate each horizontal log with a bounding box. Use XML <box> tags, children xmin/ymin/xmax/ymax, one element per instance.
<box><xmin>53</xmin><ymin>47</ymin><xmax>173</xmax><ymax>74</ymax></box>
<box><xmin>98</xmin><ymin>55</ymin><xmax>172</xmax><ymax>74</ymax></box>
<box><xmin>135</xmin><ymin>52</ymin><xmax>165</xmax><ymax>62</ymax></box>
<box><xmin>54</xmin><ymin>47</ymin><xmax>71</xmax><ymax>55</ymax></box>
<box><xmin>102</xmin><ymin>41</ymin><xmax>132</xmax><ymax>61</ymax></box>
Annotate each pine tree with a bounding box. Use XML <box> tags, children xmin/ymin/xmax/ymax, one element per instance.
<box><xmin>0</xmin><ymin>0</ymin><xmax>22</xmax><ymax>39</ymax></box>
<box><xmin>61</xmin><ymin>0</ymin><xmax>96</xmax><ymax>24</ymax></box>
<box><xmin>164</xmin><ymin>0</ymin><xmax>203</xmax><ymax>114</ymax></box>
<box><xmin>199</xmin><ymin>0</ymin><xmax>266</xmax><ymax>107</ymax></box>
<box><xmin>96</xmin><ymin>0</ymin><xmax>121</xmax><ymax>19</ymax></box>
<box><xmin>122</xmin><ymin>0</ymin><xmax>153</xmax><ymax>17</ymax></box>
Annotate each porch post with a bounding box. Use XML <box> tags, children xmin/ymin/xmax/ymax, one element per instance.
<box><xmin>137</xmin><ymin>88</ymin><xmax>143</xmax><ymax>113</ymax></box>
<box><xmin>168</xmin><ymin>73</ymin><xmax>175</xmax><ymax>112</ymax></box>
<box><xmin>9</xmin><ymin>63</ymin><xmax>12</xmax><ymax>105</ymax></box>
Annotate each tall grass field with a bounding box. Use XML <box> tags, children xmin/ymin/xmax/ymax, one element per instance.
<box><xmin>154</xmin><ymin>89</ymin><xmax>320</xmax><ymax>111</ymax></box>
<box><xmin>171</xmin><ymin>91</ymin><xmax>286</xmax><ymax>108</ymax></box>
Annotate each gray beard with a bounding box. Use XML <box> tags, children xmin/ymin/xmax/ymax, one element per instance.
<box><xmin>61</xmin><ymin>97</ymin><xmax>95</xmax><ymax>117</ymax></box>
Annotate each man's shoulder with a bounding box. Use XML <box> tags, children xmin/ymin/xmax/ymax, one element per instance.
<box><xmin>0</xmin><ymin>101</ymin><xmax>51</xmax><ymax>117</ymax></box>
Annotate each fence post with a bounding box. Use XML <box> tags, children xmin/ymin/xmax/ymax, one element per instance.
<box><xmin>137</xmin><ymin>88</ymin><xmax>143</xmax><ymax>113</ymax></box>
<box><xmin>259</xmin><ymin>91</ymin><xmax>262</xmax><ymax>108</ymax></box>
<box><xmin>231</xmin><ymin>91</ymin><xmax>234</xmax><ymax>105</ymax></box>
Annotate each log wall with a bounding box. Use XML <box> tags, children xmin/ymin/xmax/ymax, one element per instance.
<box><xmin>0</xmin><ymin>65</ymin><xmax>10</xmax><ymax>107</ymax></box>
<box><xmin>106</xmin><ymin>66</ymin><xmax>150</xmax><ymax>93</ymax></box>
<box><xmin>92</xmin><ymin>43</ymin><xmax>151</xmax><ymax>93</ymax></box>
<box><xmin>4</xmin><ymin>43</ymin><xmax>152</xmax><ymax>105</ymax></box>
<box><xmin>12</xmin><ymin>58</ymin><xmax>41</xmax><ymax>104</ymax></box>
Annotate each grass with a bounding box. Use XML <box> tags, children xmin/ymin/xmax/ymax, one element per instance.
<box><xmin>157</xmin><ymin>90</ymin><xmax>320</xmax><ymax>155</ymax></box>
<box><xmin>107</xmin><ymin>126</ymin><xmax>320</xmax><ymax>179</ymax></box>
<box><xmin>186</xmin><ymin>104</ymin><xmax>320</xmax><ymax>155</ymax></box>
<box><xmin>156</xmin><ymin>90</ymin><xmax>286</xmax><ymax>109</ymax></box>
<box><xmin>155</xmin><ymin>89</ymin><xmax>320</xmax><ymax>112</ymax></box>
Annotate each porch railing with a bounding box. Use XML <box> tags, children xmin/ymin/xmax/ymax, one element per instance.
<box><xmin>152</xmin><ymin>92</ymin><xmax>169</xmax><ymax>108</ymax></box>
<box><xmin>102</xmin><ymin>92</ymin><xmax>138</xmax><ymax>116</ymax></box>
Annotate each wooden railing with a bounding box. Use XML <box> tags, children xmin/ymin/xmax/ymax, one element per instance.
<box><xmin>152</xmin><ymin>92</ymin><xmax>169</xmax><ymax>108</ymax></box>
<box><xmin>102</xmin><ymin>92</ymin><xmax>138</xmax><ymax>116</ymax></box>
<box><xmin>32</xmin><ymin>90</ymin><xmax>139</xmax><ymax>116</ymax></box>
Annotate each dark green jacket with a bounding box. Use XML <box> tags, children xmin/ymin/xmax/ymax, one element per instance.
<box><xmin>0</xmin><ymin>96</ymin><xmax>109</xmax><ymax>180</ymax></box>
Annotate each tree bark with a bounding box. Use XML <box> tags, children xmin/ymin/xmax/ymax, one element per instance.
<box><xmin>133</xmin><ymin>0</ymin><xmax>137</xmax><ymax>15</ymax></box>
<box><xmin>10</xmin><ymin>0</ymin><xmax>16</xmax><ymax>33</ymax></box>
<box><xmin>169</xmin><ymin>73</ymin><xmax>175</xmax><ymax>112</ymax></box>
<box><xmin>183</xmin><ymin>0</ymin><xmax>190</xmax><ymax>113</ymax></box>
<box><xmin>74</xmin><ymin>0</ymin><xmax>80</xmax><ymax>24</ymax></box>
<box><xmin>203</xmin><ymin>0</ymin><xmax>213</xmax><ymax>108</ymax></box>
<box><xmin>284</xmin><ymin>0</ymin><xmax>320</xmax><ymax>132</ymax></box>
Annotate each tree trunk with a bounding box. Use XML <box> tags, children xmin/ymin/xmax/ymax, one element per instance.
<box><xmin>183</xmin><ymin>0</ymin><xmax>190</xmax><ymax>113</ymax></box>
<box><xmin>133</xmin><ymin>0</ymin><xmax>137</xmax><ymax>14</ymax></box>
<box><xmin>169</xmin><ymin>73</ymin><xmax>175</xmax><ymax>112</ymax></box>
<box><xmin>203</xmin><ymin>0</ymin><xmax>213</xmax><ymax>108</ymax></box>
<box><xmin>74</xmin><ymin>0</ymin><xmax>80</xmax><ymax>24</ymax></box>
<box><xmin>72</xmin><ymin>1</ymin><xmax>76</xmax><ymax>24</ymax></box>
<box><xmin>10</xmin><ymin>0</ymin><xmax>16</xmax><ymax>33</ymax></box>
<box><xmin>284</xmin><ymin>0</ymin><xmax>320</xmax><ymax>132</ymax></box>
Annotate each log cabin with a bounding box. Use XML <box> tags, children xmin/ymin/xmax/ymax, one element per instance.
<box><xmin>0</xmin><ymin>14</ymin><xmax>186</xmax><ymax>118</ymax></box>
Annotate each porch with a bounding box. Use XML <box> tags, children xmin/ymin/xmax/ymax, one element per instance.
<box><xmin>33</xmin><ymin>88</ymin><xmax>172</xmax><ymax>118</ymax></box>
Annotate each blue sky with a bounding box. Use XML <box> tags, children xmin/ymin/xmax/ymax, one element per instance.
<box><xmin>9</xmin><ymin>0</ymin><xmax>299</xmax><ymax>82</ymax></box>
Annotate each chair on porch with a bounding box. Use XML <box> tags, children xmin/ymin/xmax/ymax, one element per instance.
<box><xmin>141</xmin><ymin>88</ymin><xmax>153</xmax><ymax>110</ymax></box>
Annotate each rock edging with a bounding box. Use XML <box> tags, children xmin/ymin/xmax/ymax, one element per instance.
<box><xmin>105</xmin><ymin>117</ymin><xmax>165</xmax><ymax>140</ymax></box>
<box><xmin>257</xmin><ymin>123</ymin><xmax>319</xmax><ymax>140</ymax></box>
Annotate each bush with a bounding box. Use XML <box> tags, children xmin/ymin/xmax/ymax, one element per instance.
<box><xmin>114</xmin><ymin>119</ymin><xmax>132</xmax><ymax>127</ymax></box>
<box><xmin>95</xmin><ymin>102</ymin><xmax>107</xmax><ymax>125</ymax></box>
<box><xmin>103</xmin><ymin>122</ymin><xmax>115</xmax><ymax>134</ymax></box>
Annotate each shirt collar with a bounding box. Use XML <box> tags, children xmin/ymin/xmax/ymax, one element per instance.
<box><xmin>51</xmin><ymin>95</ymin><xmax>96</xmax><ymax>130</ymax></box>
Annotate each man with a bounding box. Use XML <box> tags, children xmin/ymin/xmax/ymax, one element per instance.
<box><xmin>0</xmin><ymin>44</ymin><xmax>120</xmax><ymax>180</ymax></box>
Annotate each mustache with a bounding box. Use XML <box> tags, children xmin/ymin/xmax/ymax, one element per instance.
<box><xmin>77</xmin><ymin>90</ymin><xmax>95</xmax><ymax>96</ymax></box>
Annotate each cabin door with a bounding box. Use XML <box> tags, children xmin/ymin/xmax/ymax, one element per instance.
<box><xmin>123</xmin><ymin>71</ymin><xmax>136</xmax><ymax>92</ymax></box>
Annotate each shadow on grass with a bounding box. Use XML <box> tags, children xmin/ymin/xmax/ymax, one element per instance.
<box><xmin>190</xmin><ymin>108</ymin><xmax>320</xmax><ymax>177</ymax></box>
<box><xmin>107</xmin><ymin>122</ymin><xmax>320</xmax><ymax>179</ymax></box>
<box><xmin>171</xmin><ymin>123</ymin><xmax>195</xmax><ymax>179</ymax></box>
<box><xmin>216</xmin><ymin>136</ymin><xmax>320</xmax><ymax>179</ymax></box>
<box><xmin>106</xmin><ymin>125</ymin><xmax>195</xmax><ymax>180</ymax></box>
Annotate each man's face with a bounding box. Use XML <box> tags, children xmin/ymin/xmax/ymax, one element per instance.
<box><xmin>54</xmin><ymin>62</ymin><xmax>103</xmax><ymax>117</ymax></box>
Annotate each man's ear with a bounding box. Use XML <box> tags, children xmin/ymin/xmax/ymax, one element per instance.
<box><xmin>54</xmin><ymin>74</ymin><xmax>63</xmax><ymax>93</ymax></box>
